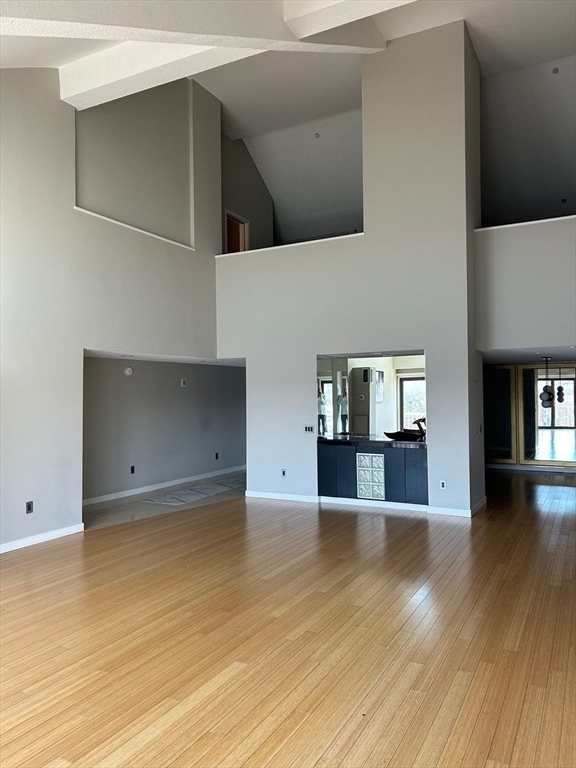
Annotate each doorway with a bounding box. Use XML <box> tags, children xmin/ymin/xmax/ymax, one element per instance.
<box><xmin>225</xmin><ymin>211</ymin><xmax>249</xmax><ymax>253</ymax></box>
<box><xmin>522</xmin><ymin>364</ymin><xmax>576</xmax><ymax>465</ymax></box>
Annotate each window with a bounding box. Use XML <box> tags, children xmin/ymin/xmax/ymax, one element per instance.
<box><xmin>537</xmin><ymin>377</ymin><xmax>575</xmax><ymax>428</ymax></box>
<box><xmin>399</xmin><ymin>377</ymin><xmax>426</xmax><ymax>429</ymax></box>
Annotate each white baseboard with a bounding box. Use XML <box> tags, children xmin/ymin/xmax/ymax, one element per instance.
<box><xmin>83</xmin><ymin>465</ymin><xmax>246</xmax><ymax>506</ymax></box>
<box><xmin>246</xmin><ymin>491</ymin><xmax>319</xmax><ymax>503</ymax></box>
<box><xmin>319</xmin><ymin>496</ymin><xmax>425</xmax><ymax>512</ymax></box>
<box><xmin>323</xmin><ymin>496</ymin><xmax>480</xmax><ymax>518</ymax></box>
<box><xmin>1</xmin><ymin>524</ymin><xmax>84</xmax><ymax>554</ymax></box>
<box><xmin>247</xmin><ymin>492</ymin><xmax>482</xmax><ymax>517</ymax></box>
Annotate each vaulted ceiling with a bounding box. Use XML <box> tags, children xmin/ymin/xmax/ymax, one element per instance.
<box><xmin>2</xmin><ymin>1</ymin><xmax>574</xmax><ymax>119</ymax></box>
<box><xmin>2</xmin><ymin>1</ymin><xmax>575</xmax><ymax>365</ymax></box>
<box><xmin>1</xmin><ymin>1</ymin><xmax>575</xmax><ymax>241</ymax></box>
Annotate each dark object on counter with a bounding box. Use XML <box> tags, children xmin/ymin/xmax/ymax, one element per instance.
<box><xmin>385</xmin><ymin>417</ymin><xmax>426</xmax><ymax>443</ymax></box>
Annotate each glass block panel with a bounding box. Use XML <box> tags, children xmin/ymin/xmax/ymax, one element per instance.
<box><xmin>357</xmin><ymin>483</ymin><xmax>372</xmax><ymax>498</ymax></box>
<box><xmin>371</xmin><ymin>454</ymin><xmax>384</xmax><ymax>469</ymax></box>
<box><xmin>357</xmin><ymin>454</ymin><xmax>371</xmax><ymax>468</ymax></box>
<box><xmin>371</xmin><ymin>469</ymin><xmax>384</xmax><ymax>484</ymax></box>
<box><xmin>358</xmin><ymin>468</ymin><xmax>371</xmax><ymax>483</ymax></box>
<box><xmin>371</xmin><ymin>484</ymin><xmax>385</xmax><ymax>499</ymax></box>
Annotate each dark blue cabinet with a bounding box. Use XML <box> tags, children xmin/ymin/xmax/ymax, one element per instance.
<box><xmin>318</xmin><ymin>440</ymin><xmax>428</xmax><ymax>504</ymax></box>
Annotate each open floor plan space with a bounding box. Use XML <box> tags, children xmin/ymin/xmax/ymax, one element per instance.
<box><xmin>1</xmin><ymin>471</ymin><xmax>574</xmax><ymax>768</ymax></box>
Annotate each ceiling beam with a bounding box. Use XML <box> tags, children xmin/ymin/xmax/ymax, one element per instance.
<box><xmin>59</xmin><ymin>43</ymin><xmax>265</xmax><ymax>110</ymax></box>
<box><xmin>284</xmin><ymin>0</ymin><xmax>419</xmax><ymax>39</ymax></box>
<box><xmin>1</xmin><ymin>0</ymin><xmax>385</xmax><ymax>109</ymax></box>
<box><xmin>0</xmin><ymin>0</ymin><xmax>383</xmax><ymax>53</ymax></box>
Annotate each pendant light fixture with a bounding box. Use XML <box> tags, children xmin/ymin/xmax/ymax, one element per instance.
<box><xmin>557</xmin><ymin>367</ymin><xmax>564</xmax><ymax>403</ymax></box>
<box><xmin>539</xmin><ymin>357</ymin><xmax>554</xmax><ymax>409</ymax></box>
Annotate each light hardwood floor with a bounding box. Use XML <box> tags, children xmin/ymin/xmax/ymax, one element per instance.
<box><xmin>1</xmin><ymin>471</ymin><xmax>574</xmax><ymax>768</ymax></box>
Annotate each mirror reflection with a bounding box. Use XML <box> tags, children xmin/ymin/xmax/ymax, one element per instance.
<box><xmin>317</xmin><ymin>352</ymin><xmax>426</xmax><ymax>440</ymax></box>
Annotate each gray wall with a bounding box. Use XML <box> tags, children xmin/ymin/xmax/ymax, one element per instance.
<box><xmin>76</xmin><ymin>79</ymin><xmax>192</xmax><ymax>245</ymax></box>
<box><xmin>0</xmin><ymin>70</ymin><xmax>220</xmax><ymax>548</ymax></box>
<box><xmin>221</xmin><ymin>134</ymin><xmax>274</xmax><ymax>251</ymax></box>
<box><xmin>481</xmin><ymin>55</ymin><xmax>576</xmax><ymax>227</ymax></box>
<box><xmin>83</xmin><ymin>358</ymin><xmax>246</xmax><ymax>500</ymax></box>
<box><xmin>464</xmin><ymin>27</ymin><xmax>485</xmax><ymax>511</ymax></box>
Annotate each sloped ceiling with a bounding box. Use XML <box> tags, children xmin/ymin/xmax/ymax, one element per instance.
<box><xmin>244</xmin><ymin>108</ymin><xmax>363</xmax><ymax>244</ymax></box>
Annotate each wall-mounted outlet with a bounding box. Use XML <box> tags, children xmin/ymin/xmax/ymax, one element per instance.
<box><xmin>180</xmin><ymin>378</ymin><xmax>187</xmax><ymax>388</ymax></box>
<box><xmin>26</xmin><ymin>500</ymin><xmax>33</xmax><ymax>514</ymax></box>
<box><xmin>304</xmin><ymin>425</ymin><xmax>315</xmax><ymax>433</ymax></box>
<box><xmin>130</xmin><ymin>465</ymin><xmax>135</xmax><ymax>474</ymax></box>
<box><xmin>281</xmin><ymin>469</ymin><xmax>287</xmax><ymax>477</ymax></box>
<box><xmin>215</xmin><ymin>452</ymin><xmax>219</xmax><ymax>460</ymax></box>
<box><xmin>440</xmin><ymin>480</ymin><xmax>447</xmax><ymax>490</ymax></box>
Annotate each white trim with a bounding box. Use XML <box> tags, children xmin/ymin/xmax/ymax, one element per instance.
<box><xmin>320</xmin><ymin>496</ymin><xmax>426</xmax><ymax>512</ymax></box>
<box><xmin>245</xmin><ymin>492</ymin><xmax>480</xmax><ymax>517</ymax></box>
<box><xmin>1</xmin><ymin>525</ymin><xmax>84</xmax><ymax>554</ymax></box>
<box><xmin>320</xmin><ymin>496</ymin><xmax>477</xmax><ymax>518</ymax></box>
<box><xmin>74</xmin><ymin>206</ymin><xmax>196</xmax><ymax>251</ymax></box>
<box><xmin>216</xmin><ymin>231</ymin><xmax>365</xmax><ymax>258</ymax></box>
<box><xmin>83</xmin><ymin>465</ymin><xmax>246</xmax><ymax>506</ymax></box>
<box><xmin>475</xmin><ymin>214</ymin><xmax>575</xmax><ymax>233</ymax></box>
<box><xmin>246</xmin><ymin>491</ymin><xmax>319</xmax><ymax>503</ymax></box>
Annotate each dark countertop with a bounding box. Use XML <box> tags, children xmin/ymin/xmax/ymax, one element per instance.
<box><xmin>318</xmin><ymin>435</ymin><xmax>427</xmax><ymax>450</ymax></box>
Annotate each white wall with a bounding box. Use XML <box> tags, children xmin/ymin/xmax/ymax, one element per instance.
<box><xmin>475</xmin><ymin>216</ymin><xmax>576</xmax><ymax>353</ymax></box>
<box><xmin>217</xmin><ymin>22</ymin><xmax>484</xmax><ymax>513</ymax></box>
<box><xmin>0</xmin><ymin>71</ymin><xmax>221</xmax><ymax>548</ymax></box>
<box><xmin>83</xmin><ymin>358</ymin><xmax>246</xmax><ymax>500</ymax></box>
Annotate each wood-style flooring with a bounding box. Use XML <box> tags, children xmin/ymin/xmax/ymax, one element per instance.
<box><xmin>1</xmin><ymin>470</ymin><xmax>575</xmax><ymax>768</ymax></box>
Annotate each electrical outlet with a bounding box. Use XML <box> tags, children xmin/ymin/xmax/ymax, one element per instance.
<box><xmin>440</xmin><ymin>480</ymin><xmax>447</xmax><ymax>490</ymax></box>
<box><xmin>281</xmin><ymin>469</ymin><xmax>287</xmax><ymax>477</ymax></box>
<box><xmin>131</xmin><ymin>465</ymin><xmax>135</xmax><ymax>474</ymax></box>
<box><xmin>215</xmin><ymin>452</ymin><xmax>219</xmax><ymax>460</ymax></box>
<box><xmin>180</xmin><ymin>378</ymin><xmax>187</xmax><ymax>388</ymax></box>
<box><xmin>26</xmin><ymin>501</ymin><xmax>33</xmax><ymax>514</ymax></box>
<box><xmin>304</xmin><ymin>425</ymin><xmax>314</xmax><ymax>433</ymax></box>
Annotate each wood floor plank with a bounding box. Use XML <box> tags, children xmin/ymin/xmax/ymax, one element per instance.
<box><xmin>0</xmin><ymin>470</ymin><xmax>574</xmax><ymax>768</ymax></box>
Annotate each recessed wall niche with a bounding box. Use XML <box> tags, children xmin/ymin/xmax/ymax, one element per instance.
<box><xmin>75</xmin><ymin>79</ymin><xmax>193</xmax><ymax>246</ymax></box>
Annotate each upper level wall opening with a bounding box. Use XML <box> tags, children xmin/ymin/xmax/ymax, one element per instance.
<box><xmin>193</xmin><ymin>50</ymin><xmax>364</xmax><ymax>253</ymax></box>
<box><xmin>481</xmin><ymin>54</ymin><xmax>576</xmax><ymax>228</ymax></box>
